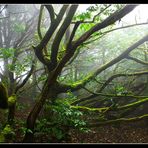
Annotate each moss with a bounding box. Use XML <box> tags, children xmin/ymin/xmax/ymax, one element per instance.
<box><xmin>8</xmin><ymin>94</ymin><xmax>17</xmax><ymax>107</ymax></box>
<box><xmin>2</xmin><ymin>124</ymin><xmax>12</xmax><ymax>135</ymax></box>
<box><xmin>1</xmin><ymin>124</ymin><xmax>15</xmax><ymax>140</ymax></box>
<box><xmin>118</xmin><ymin>98</ymin><xmax>148</xmax><ymax>110</ymax></box>
<box><xmin>71</xmin><ymin>73</ymin><xmax>94</xmax><ymax>88</ymax></box>
<box><xmin>71</xmin><ymin>105</ymin><xmax>108</xmax><ymax>113</ymax></box>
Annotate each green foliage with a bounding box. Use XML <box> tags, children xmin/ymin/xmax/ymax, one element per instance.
<box><xmin>0</xmin><ymin>48</ymin><xmax>15</xmax><ymax>59</ymax></box>
<box><xmin>35</xmin><ymin>99</ymin><xmax>90</xmax><ymax>141</ymax></box>
<box><xmin>13</xmin><ymin>22</ymin><xmax>26</xmax><ymax>33</ymax></box>
<box><xmin>115</xmin><ymin>85</ymin><xmax>132</xmax><ymax>95</ymax></box>
<box><xmin>11</xmin><ymin>55</ymin><xmax>32</xmax><ymax>75</ymax></box>
<box><xmin>51</xmin><ymin>101</ymin><xmax>86</xmax><ymax>128</ymax></box>
<box><xmin>37</xmin><ymin>75</ymin><xmax>47</xmax><ymax>82</ymax></box>
<box><xmin>14</xmin><ymin>119</ymin><xmax>26</xmax><ymax>137</ymax></box>
<box><xmin>16</xmin><ymin>102</ymin><xmax>30</xmax><ymax>111</ymax></box>
<box><xmin>0</xmin><ymin>47</ymin><xmax>33</xmax><ymax>77</ymax></box>
<box><xmin>0</xmin><ymin>124</ymin><xmax>15</xmax><ymax>142</ymax></box>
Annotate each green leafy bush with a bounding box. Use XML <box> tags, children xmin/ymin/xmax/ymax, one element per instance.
<box><xmin>35</xmin><ymin>100</ymin><xmax>90</xmax><ymax>141</ymax></box>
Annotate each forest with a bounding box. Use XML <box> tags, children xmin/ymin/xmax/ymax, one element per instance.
<box><xmin>0</xmin><ymin>4</ymin><xmax>148</xmax><ymax>143</ymax></box>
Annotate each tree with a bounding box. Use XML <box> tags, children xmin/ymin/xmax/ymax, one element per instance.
<box><xmin>1</xmin><ymin>4</ymin><xmax>148</xmax><ymax>143</ymax></box>
<box><xmin>21</xmin><ymin>4</ymin><xmax>148</xmax><ymax>142</ymax></box>
<box><xmin>0</xmin><ymin>4</ymin><xmax>39</xmax><ymax>123</ymax></box>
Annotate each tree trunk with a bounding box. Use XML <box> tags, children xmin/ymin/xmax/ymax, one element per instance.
<box><xmin>23</xmin><ymin>79</ymin><xmax>58</xmax><ymax>142</ymax></box>
<box><xmin>8</xmin><ymin>103</ymin><xmax>16</xmax><ymax>124</ymax></box>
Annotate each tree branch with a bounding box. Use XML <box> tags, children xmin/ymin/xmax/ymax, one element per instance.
<box><xmin>126</xmin><ymin>55</ymin><xmax>148</xmax><ymax>65</ymax></box>
<box><xmin>37</xmin><ymin>5</ymin><xmax>48</xmax><ymax>56</ymax></box>
<box><xmin>71</xmin><ymin>91</ymin><xmax>147</xmax><ymax>105</ymax></box>
<box><xmin>44</xmin><ymin>5</ymin><xmax>55</xmax><ymax>23</ymax></box>
<box><xmin>72</xmin><ymin>4</ymin><xmax>112</xmax><ymax>24</ymax></box>
<box><xmin>37</xmin><ymin>5</ymin><xmax>44</xmax><ymax>40</ymax></box>
<box><xmin>72</xmin><ymin>5</ymin><xmax>138</xmax><ymax>49</ymax></box>
<box><xmin>71</xmin><ymin>98</ymin><xmax>148</xmax><ymax>113</ymax></box>
<box><xmin>34</xmin><ymin>5</ymin><xmax>69</xmax><ymax>67</ymax></box>
<box><xmin>66</xmin><ymin>21</ymin><xmax>81</xmax><ymax>51</ymax></box>
<box><xmin>84</xmin><ymin>22</ymin><xmax>148</xmax><ymax>45</ymax></box>
<box><xmin>65</xmin><ymin>33</ymin><xmax>148</xmax><ymax>91</ymax></box>
<box><xmin>87</xmin><ymin>114</ymin><xmax>148</xmax><ymax>127</ymax></box>
<box><xmin>15</xmin><ymin>60</ymin><xmax>35</xmax><ymax>93</ymax></box>
<box><xmin>50</xmin><ymin>5</ymin><xmax>78</xmax><ymax>67</ymax></box>
<box><xmin>99</xmin><ymin>71</ymin><xmax>148</xmax><ymax>93</ymax></box>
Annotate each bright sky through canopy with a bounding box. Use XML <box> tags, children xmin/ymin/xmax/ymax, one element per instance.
<box><xmin>77</xmin><ymin>4</ymin><xmax>148</xmax><ymax>24</ymax></box>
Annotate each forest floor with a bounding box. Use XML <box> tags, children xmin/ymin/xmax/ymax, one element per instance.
<box><xmin>14</xmin><ymin>98</ymin><xmax>148</xmax><ymax>144</ymax></box>
<box><xmin>70</xmin><ymin>120</ymin><xmax>148</xmax><ymax>143</ymax></box>
<box><xmin>15</xmin><ymin>112</ymin><xmax>148</xmax><ymax>143</ymax></box>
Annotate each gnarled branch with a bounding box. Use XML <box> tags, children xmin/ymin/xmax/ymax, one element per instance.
<box><xmin>50</xmin><ymin>5</ymin><xmax>78</xmax><ymax>67</ymax></box>
<box><xmin>99</xmin><ymin>71</ymin><xmax>148</xmax><ymax>93</ymax></box>
<box><xmin>126</xmin><ymin>55</ymin><xmax>148</xmax><ymax>65</ymax></box>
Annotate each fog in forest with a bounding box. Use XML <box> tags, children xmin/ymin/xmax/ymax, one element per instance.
<box><xmin>0</xmin><ymin>4</ymin><xmax>148</xmax><ymax>143</ymax></box>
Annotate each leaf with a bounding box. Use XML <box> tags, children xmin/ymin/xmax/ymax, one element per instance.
<box><xmin>27</xmin><ymin>129</ymin><xmax>33</xmax><ymax>134</ymax></box>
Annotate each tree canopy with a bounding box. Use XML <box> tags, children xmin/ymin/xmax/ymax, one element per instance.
<box><xmin>0</xmin><ymin>4</ymin><xmax>148</xmax><ymax>143</ymax></box>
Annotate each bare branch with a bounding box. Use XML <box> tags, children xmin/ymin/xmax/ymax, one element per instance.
<box><xmin>37</xmin><ymin>5</ymin><xmax>48</xmax><ymax>56</ymax></box>
<box><xmin>44</xmin><ymin>5</ymin><xmax>55</xmax><ymax>23</ymax></box>
<box><xmin>84</xmin><ymin>22</ymin><xmax>148</xmax><ymax>45</ymax></box>
<box><xmin>0</xmin><ymin>5</ymin><xmax>7</xmax><ymax>14</ymax></box>
<box><xmin>71</xmin><ymin>98</ymin><xmax>148</xmax><ymax>113</ymax></box>
<box><xmin>66</xmin><ymin>21</ymin><xmax>81</xmax><ymax>51</ymax></box>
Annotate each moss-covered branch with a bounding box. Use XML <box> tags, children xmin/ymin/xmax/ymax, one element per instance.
<box><xmin>87</xmin><ymin>114</ymin><xmax>148</xmax><ymax>127</ymax></box>
<box><xmin>71</xmin><ymin>91</ymin><xmax>147</xmax><ymax>105</ymax></box>
<box><xmin>98</xmin><ymin>71</ymin><xmax>148</xmax><ymax>93</ymax></box>
<box><xmin>71</xmin><ymin>98</ymin><xmax>148</xmax><ymax>113</ymax></box>
<box><xmin>60</xmin><ymin>34</ymin><xmax>148</xmax><ymax>92</ymax></box>
<box><xmin>34</xmin><ymin>5</ymin><xmax>68</xmax><ymax>67</ymax></box>
<box><xmin>50</xmin><ymin>5</ymin><xmax>78</xmax><ymax>66</ymax></box>
<box><xmin>118</xmin><ymin>97</ymin><xmax>148</xmax><ymax>110</ymax></box>
<box><xmin>126</xmin><ymin>55</ymin><xmax>148</xmax><ymax>65</ymax></box>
